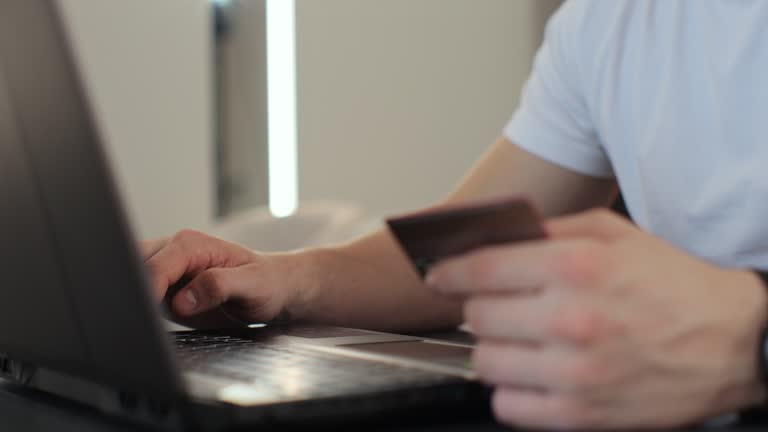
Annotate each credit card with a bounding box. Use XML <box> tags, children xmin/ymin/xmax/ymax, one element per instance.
<box><xmin>386</xmin><ymin>196</ymin><xmax>546</xmax><ymax>277</ymax></box>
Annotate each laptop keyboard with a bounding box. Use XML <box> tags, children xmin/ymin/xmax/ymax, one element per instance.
<box><xmin>172</xmin><ymin>334</ymin><xmax>457</xmax><ymax>400</ymax></box>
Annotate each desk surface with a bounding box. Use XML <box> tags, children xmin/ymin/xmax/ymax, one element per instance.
<box><xmin>4</xmin><ymin>379</ymin><xmax>768</xmax><ymax>432</ymax></box>
<box><xmin>0</xmin><ymin>378</ymin><xmax>505</xmax><ymax>432</ymax></box>
<box><xmin>2</xmin><ymin>330</ymin><xmax>768</xmax><ymax>431</ymax></box>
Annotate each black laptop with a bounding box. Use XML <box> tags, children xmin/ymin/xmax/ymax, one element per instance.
<box><xmin>0</xmin><ymin>0</ymin><xmax>485</xmax><ymax>430</ymax></box>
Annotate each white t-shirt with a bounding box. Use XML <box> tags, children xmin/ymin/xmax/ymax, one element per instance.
<box><xmin>504</xmin><ymin>0</ymin><xmax>768</xmax><ymax>268</ymax></box>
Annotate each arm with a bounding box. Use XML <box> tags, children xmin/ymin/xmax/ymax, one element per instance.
<box><xmin>144</xmin><ymin>137</ymin><xmax>615</xmax><ymax>332</ymax></box>
<box><xmin>287</xmin><ymin>137</ymin><xmax>617</xmax><ymax>332</ymax></box>
<box><xmin>146</xmin><ymin>0</ymin><xmax>615</xmax><ymax>333</ymax></box>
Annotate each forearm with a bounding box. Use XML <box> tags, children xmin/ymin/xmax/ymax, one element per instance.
<box><xmin>285</xmin><ymin>138</ymin><xmax>617</xmax><ymax>332</ymax></box>
<box><xmin>287</xmin><ymin>229</ymin><xmax>463</xmax><ymax>333</ymax></box>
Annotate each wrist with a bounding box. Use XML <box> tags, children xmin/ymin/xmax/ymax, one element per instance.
<box><xmin>750</xmin><ymin>269</ymin><xmax>768</xmax><ymax>405</ymax></box>
<box><xmin>724</xmin><ymin>269</ymin><xmax>768</xmax><ymax>411</ymax></box>
<box><xmin>277</xmin><ymin>247</ymin><xmax>328</xmax><ymax>322</ymax></box>
<box><xmin>697</xmin><ymin>268</ymin><xmax>768</xmax><ymax>418</ymax></box>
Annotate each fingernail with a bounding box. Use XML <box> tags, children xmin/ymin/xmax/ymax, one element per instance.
<box><xmin>185</xmin><ymin>289</ymin><xmax>198</xmax><ymax>309</ymax></box>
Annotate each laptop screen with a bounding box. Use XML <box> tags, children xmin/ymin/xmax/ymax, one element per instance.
<box><xmin>0</xmin><ymin>0</ymin><xmax>181</xmax><ymax>398</ymax></box>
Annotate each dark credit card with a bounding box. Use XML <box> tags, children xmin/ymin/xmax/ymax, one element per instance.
<box><xmin>386</xmin><ymin>196</ymin><xmax>547</xmax><ymax>277</ymax></box>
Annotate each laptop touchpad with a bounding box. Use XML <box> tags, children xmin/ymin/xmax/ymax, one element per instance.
<box><xmin>344</xmin><ymin>340</ymin><xmax>472</xmax><ymax>369</ymax></box>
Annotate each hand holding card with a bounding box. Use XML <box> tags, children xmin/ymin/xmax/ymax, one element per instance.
<box><xmin>386</xmin><ymin>196</ymin><xmax>547</xmax><ymax>278</ymax></box>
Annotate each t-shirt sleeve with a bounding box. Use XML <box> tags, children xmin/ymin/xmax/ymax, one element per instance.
<box><xmin>503</xmin><ymin>0</ymin><xmax>613</xmax><ymax>178</ymax></box>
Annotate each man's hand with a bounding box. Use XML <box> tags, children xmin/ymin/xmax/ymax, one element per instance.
<box><xmin>426</xmin><ymin>209</ymin><xmax>768</xmax><ymax>430</ymax></box>
<box><xmin>141</xmin><ymin>230</ymin><xmax>309</xmax><ymax>328</ymax></box>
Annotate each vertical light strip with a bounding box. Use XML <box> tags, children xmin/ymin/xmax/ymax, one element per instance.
<box><xmin>266</xmin><ymin>0</ymin><xmax>298</xmax><ymax>217</ymax></box>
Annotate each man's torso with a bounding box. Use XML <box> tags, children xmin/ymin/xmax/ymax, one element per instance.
<box><xmin>578</xmin><ymin>0</ymin><xmax>768</xmax><ymax>267</ymax></box>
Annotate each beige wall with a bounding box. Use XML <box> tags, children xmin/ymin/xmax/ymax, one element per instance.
<box><xmin>296</xmin><ymin>0</ymin><xmax>559</xmax><ymax>216</ymax></box>
<box><xmin>53</xmin><ymin>0</ymin><xmax>559</xmax><ymax>235</ymax></box>
<box><xmin>57</xmin><ymin>0</ymin><xmax>214</xmax><ymax>238</ymax></box>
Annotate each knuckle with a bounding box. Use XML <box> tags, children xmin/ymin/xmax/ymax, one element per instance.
<box><xmin>549</xmin><ymin>306</ymin><xmax>605</xmax><ymax>345</ymax></box>
<box><xmin>553</xmin><ymin>245</ymin><xmax>607</xmax><ymax>286</ymax></box>
<box><xmin>172</xmin><ymin>229</ymin><xmax>207</xmax><ymax>245</ymax></box>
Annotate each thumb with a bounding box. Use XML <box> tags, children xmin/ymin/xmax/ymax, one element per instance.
<box><xmin>545</xmin><ymin>208</ymin><xmax>634</xmax><ymax>242</ymax></box>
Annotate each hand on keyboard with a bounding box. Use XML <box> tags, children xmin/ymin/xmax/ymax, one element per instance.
<box><xmin>140</xmin><ymin>230</ymin><xmax>303</xmax><ymax>329</ymax></box>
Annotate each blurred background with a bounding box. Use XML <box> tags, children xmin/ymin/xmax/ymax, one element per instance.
<box><xmin>57</xmin><ymin>0</ymin><xmax>560</xmax><ymax>243</ymax></box>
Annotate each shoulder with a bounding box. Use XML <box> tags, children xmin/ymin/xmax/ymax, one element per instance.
<box><xmin>551</xmin><ymin>1</ymin><xmax>679</xmax><ymax>61</ymax></box>
<box><xmin>536</xmin><ymin>1</ymin><xmax>638</xmax><ymax>106</ymax></box>
<box><xmin>545</xmin><ymin>0</ymin><xmax>666</xmax><ymax>104</ymax></box>
<box><xmin>551</xmin><ymin>0</ymin><xmax>642</xmax><ymax>30</ymax></box>
<box><xmin>547</xmin><ymin>0</ymin><xmax>639</xmax><ymax>50</ymax></box>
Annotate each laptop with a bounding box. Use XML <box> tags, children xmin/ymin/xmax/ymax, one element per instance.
<box><xmin>0</xmin><ymin>0</ymin><xmax>485</xmax><ymax>429</ymax></box>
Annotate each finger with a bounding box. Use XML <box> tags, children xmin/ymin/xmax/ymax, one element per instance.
<box><xmin>139</xmin><ymin>237</ymin><xmax>169</xmax><ymax>261</ymax></box>
<box><xmin>426</xmin><ymin>239</ymin><xmax>601</xmax><ymax>295</ymax></box>
<box><xmin>171</xmin><ymin>265</ymin><xmax>282</xmax><ymax>323</ymax></box>
<box><xmin>145</xmin><ymin>230</ymin><xmax>254</xmax><ymax>301</ymax></box>
<box><xmin>474</xmin><ymin>342</ymin><xmax>605</xmax><ymax>397</ymax></box>
<box><xmin>467</xmin><ymin>294</ymin><xmax>612</xmax><ymax>348</ymax></box>
<box><xmin>464</xmin><ymin>295</ymin><xmax>553</xmax><ymax>343</ymax></box>
<box><xmin>492</xmin><ymin>386</ymin><xmax>598</xmax><ymax>430</ymax></box>
<box><xmin>426</xmin><ymin>241</ymin><xmax>556</xmax><ymax>295</ymax></box>
<box><xmin>472</xmin><ymin>341</ymin><xmax>553</xmax><ymax>389</ymax></box>
<box><xmin>146</xmin><ymin>239</ymin><xmax>198</xmax><ymax>301</ymax></box>
<box><xmin>545</xmin><ymin>208</ymin><xmax>633</xmax><ymax>242</ymax></box>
